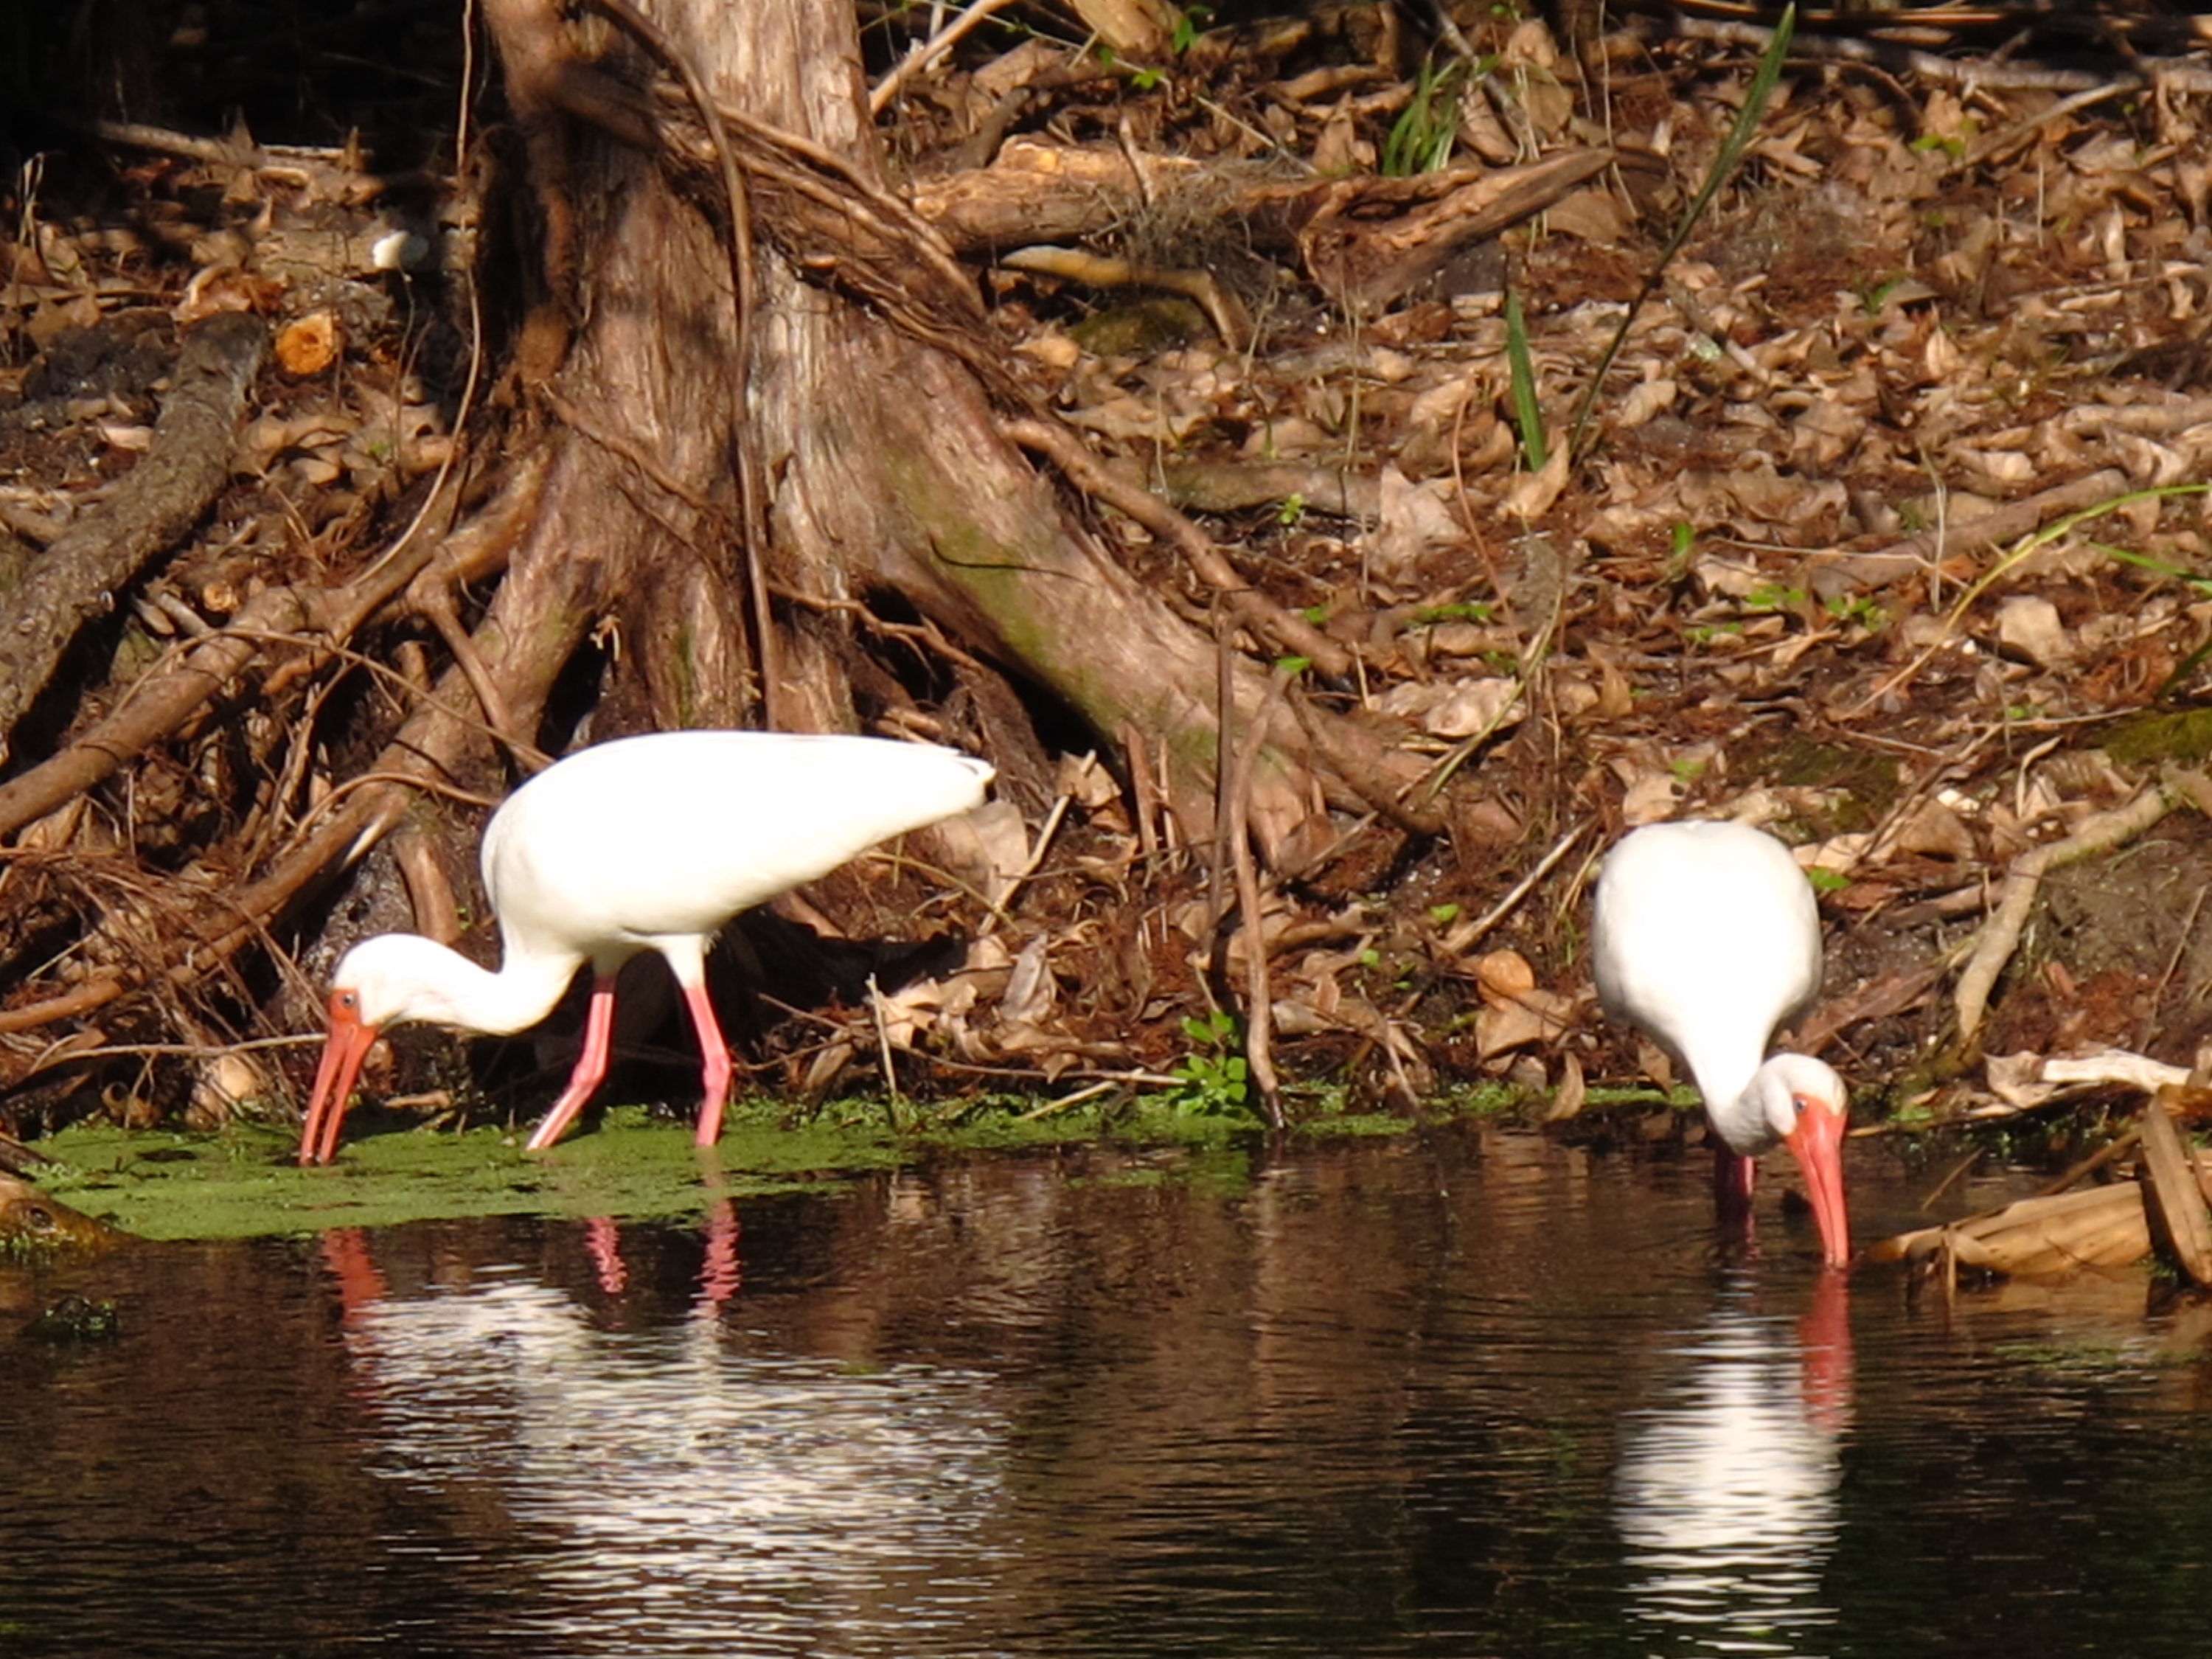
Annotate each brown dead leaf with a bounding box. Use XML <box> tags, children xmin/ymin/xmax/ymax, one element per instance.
<box><xmin>275</xmin><ymin>310</ymin><xmax>341</xmax><ymax>376</ymax></box>
<box><xmin>1474</xmin><ymin>949</ymin><xmax>1536</xmax><ymax>1000</ymax></box>
<box><xmin>931</xmin><ymin>798</ymin><xmax>1029</xmax><ymax>907</ymax></box>
<box><xmin>1475</xmin><ymin>988</ymin><xmax>1576</xmax><ymax>1057</ymax></box>
<box><xmin>1887</xmin><ymin>797</ymin><xmax>1978</xmax><ymax>861</ymax></box>
<box><xmin>1546</xmin><ymin>1050</ymin><xmax>1587</xmax><ymax>1121</ymax></box>
<box><xmin>1362</xmin><ymin>465</ymin><xmax>1462</xmax><ymax>582</ymax></box>
<box><xmin>1379</xmin><ymin>676</ymin><xmax>1523</xmax><ymax>740</ymax></box>
<box><xmin>1502</xmin><ymin>446</ymin><xmax>1569</xmax><ymax>522</ymax></box>
<box><xmin>1545</xmin><ymin>187</ymin><xmax>1630</xmax><ymax>246</ymax></box>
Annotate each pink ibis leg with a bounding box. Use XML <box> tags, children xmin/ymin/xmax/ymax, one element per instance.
<box><xmin>680</xmin><ymin>980</ymin><xmax>735</xmax><ymax>1148</ymax></box>
<box><xmin>1714</xmin><ymin>1144</ymin><xmax>1758</xmax><ymax>1243</ymax></box>
<box><xmin>525</xmin><ymin>975</ymin><xmax>619</xmax><ymax>1150</ymax></box>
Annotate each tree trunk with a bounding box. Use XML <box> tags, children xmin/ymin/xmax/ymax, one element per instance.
<box><xmin>468</xmin><ymin>0</ymin><xmax>1425</xmax><ymax>854</ymax></box>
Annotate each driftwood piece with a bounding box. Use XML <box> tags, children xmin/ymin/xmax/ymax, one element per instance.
<box><xmin>2140</xmin><ymin>1087</ymin><xmax>2212</xmax><ymax>1286</ymax></box>
<box><xmin>1656</xmin><ymin>12</ymin><xmax>2212</xmax><ymax>97</ymax></box>
<box><xmin>1127</xmin><ymin>459</ymin><xmax>1381</xmax><ymax>521</ymax></box>
<box><xmin>0</xmin><ymin>310</ymin><xmax>268</xmax><ymax>761</ymax></box>
<box><xmin>913</xmin><ymin>137</ymin><xmax>1207</xmax><ymax>250</ymax></box>
<box><xmin>1863</xmin><ymin>1180</ymin><xmax>2151</xmax><ymax>1277</ymax></box>
<box><xmin>1812</xmin><ymin>468</ymin><xmax>2129</xmax><ymax>597</ymax></box>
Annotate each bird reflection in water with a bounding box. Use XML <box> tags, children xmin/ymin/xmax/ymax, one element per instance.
<box><xmin>580</xmin><ymin>1203</ymin><xmax>742</xmax><ymax>1305</ymax></box>
<box><xmin>313</xmin><ymin>1200</ymin><xmax>1006</xmax><ymax>1648</ymax></box>
<box><xmin>1614</xmin><ymin>1273</ymin><xmax>1853</xmax><ymax>1656</ymax></box>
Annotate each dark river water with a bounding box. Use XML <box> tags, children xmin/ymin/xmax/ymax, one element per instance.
<box><xmin>4</xmin><ymin>1125</ymin><xmax>2210</xmax><ymax>1658</ymax></box>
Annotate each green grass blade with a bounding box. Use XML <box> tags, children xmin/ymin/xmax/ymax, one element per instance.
<box><xmin>1566</xmin><ymin>4</ymin><xmax>1798</xmax><ymax>461</ymax></box>
<box><xmin>1506</xmin><ymin>288</ymin><xmax>1548</xmax><ymax>469</ymax></box>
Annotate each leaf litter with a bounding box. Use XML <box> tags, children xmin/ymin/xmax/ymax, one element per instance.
<box><xmin>9</xmin><ymin>3</ymin><xmax>2212</xmax><ymax>1257</ymax></box>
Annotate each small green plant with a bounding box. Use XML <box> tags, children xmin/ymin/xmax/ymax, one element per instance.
<box><xmin>1171</xmin><ymin>4</ymin><xmax>1212</xmax><ymax>53</ymax></box>
<box><xmin>1382</xmin><ymin>58</ymin><xmax>1467</xmax><ymax>177</ymax></box>
<box><xmin>1743</xmin><ymin>583</ymin><xmax>1809</xmax><ymax>612</ymax></box>
<box><xmin>1278</xmin><ymin>492</ymin><xmax>1307</xmax><ymax>526</ymax></box>
<box><xmin>1807</xmin><ymin>866</ymin><xmax>1851</xmax><ymax>895</ymax></box>
<box><xmin>1169</xmin><ymin>1010</ymin><xmax>1250</xmax><ymax>1116</ymax></box>
<box><xmin>1825</xmin><ymin>591</ymin><xmax>1885</xmax><ymax>631</ymax></box>
<box><xmin>1858</xmin><ymin>273</ymin><xmax>1910</xmax><ymax>315</ymax></box>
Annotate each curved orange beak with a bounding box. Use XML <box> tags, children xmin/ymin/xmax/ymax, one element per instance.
<box><xmin>299</xmin><ymin>990</ymin><xmax>379</xmax><ymax>1166</ymax></box>
<box><xmin>1784</xmin><ymin>1092</ymin><xmax>1851</xmax><ymax>1268</ymax></box>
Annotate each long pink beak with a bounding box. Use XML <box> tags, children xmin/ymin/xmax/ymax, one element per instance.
<box><xmin>299</xmin><ymin>991</ymin><xmax>380</xmax><ymax>1166</ymax></box>
<box><xmin>1784</xmin><ymin>1093</ymin><xmax>1851</xmax><ymax>1268</ymax></box>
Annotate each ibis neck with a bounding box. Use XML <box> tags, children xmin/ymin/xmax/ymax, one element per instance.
<box><xmin>406</xmin><ymin>939</ymin><xmax>584</xmax><ymax>1037</ymax></box>
<box><xmin>1684</xmin><ymin>1040</ymin><xmax>1775</xmax><ymax>1157</ymax></box>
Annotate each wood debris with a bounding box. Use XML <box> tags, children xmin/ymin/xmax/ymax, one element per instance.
<box><xmin>1868</xmin><ymin>1089</ymin><xmax>2212</xmax><ymax>1284</ymax></box>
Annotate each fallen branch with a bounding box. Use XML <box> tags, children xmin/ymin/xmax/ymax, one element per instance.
<box><xmin>1656</xmin><ymin>13</ymin><xmax>2212</xmax><ymax>96</ymax></box>
<box><xmin>1817</xmin><ymin>468</ymin><xmax>2128</xmax><ymax>598</ymax></box>
<box><xmin>0</xmin><ymin>311</ymin><xmax>267</xmax><ymax>759</ymax></box>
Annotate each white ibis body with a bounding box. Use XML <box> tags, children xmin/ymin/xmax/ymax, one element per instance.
<box><xmin>1592</xmin><ymin>821</ymin><xmax>1851</xmax><ymax>1266</ymax></box>
<box><xmin>299</xmin><ymin>731</ymin><xmax>995</xmax><ymax>1165</ymax></box>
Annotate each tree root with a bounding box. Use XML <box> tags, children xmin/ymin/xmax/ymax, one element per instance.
<box><xmin>1952</xmin><ymin>783</ymin><xmax>2175</xmax><ymax>1043</ymax></box>
<box><xmin>1001</xmin><ymin>416</ymin><xmax>1350</xmax><ymax>678</ymax></box>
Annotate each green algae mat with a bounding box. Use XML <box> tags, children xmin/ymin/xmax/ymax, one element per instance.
<box><xmin>30</xmin><ymin>1112</ymin><xmax>852</xmax><ymax>1240</ymax></box>
<box><xmin>26</xmin><ymin>1096</ymin><xmax>1423</xmax><ymax>1241</ymax></box>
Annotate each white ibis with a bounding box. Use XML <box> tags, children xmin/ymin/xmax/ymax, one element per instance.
<box><xmin>299</xmin><ymin>731</ymin><xmax>995</xmax><ymax>1164</ymax></box>
<box><xmin>1592</xmin><ymin>820</ymin><xmax>1851</xmax><ymax>1266</ymax></box>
